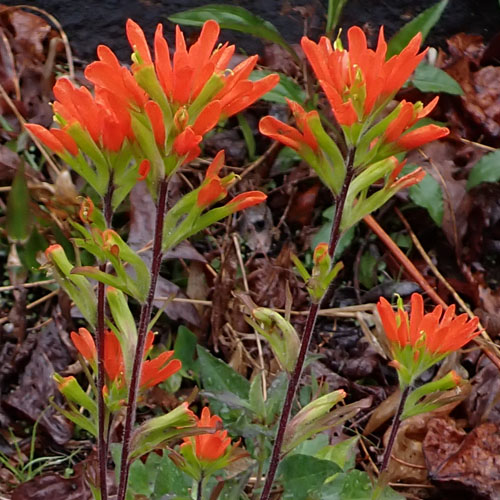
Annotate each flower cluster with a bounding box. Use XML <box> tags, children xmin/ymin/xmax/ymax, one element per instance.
<box><xmin>27</xmin><ymin>19</ymin><xmax>279</xmax><ymax>190</ymax></box>
<box><xmin>71</xmin><ymin>327</ymin><xmax>181</xmax><ymax>392</ymax></box>
<box><xmin>259</xmin><ymin>26</ymin><xmax>449</xmax><ymax>203</ymax></box>
<box><xmin>175</xmin><ymin>407</ymin><xmax>243</xmax><ymax>481</ymax></box>
<box><xmin>377</xmin><ymin>293</ymin><xmax>481</xmax><ymax>385</ymax></box>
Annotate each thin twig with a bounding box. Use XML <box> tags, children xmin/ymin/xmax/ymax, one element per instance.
<box><xmin>363</xmin><ymin>214</ymin><xmax>447</xmax><ymax>307</ymax></box>
<box><xmin>232</xmin><ymin>233</ymin><xmax>267</xmax><ymax>400</ymax></box>
<box><xmin>0</xmin><ymin>279</ymin><xmax>56</xmax><ymax>292</ymax></box>
<box><xmin>395</xmin><ymin>207</ymin><xmax>500</xmax><ymax>366</ymax></box>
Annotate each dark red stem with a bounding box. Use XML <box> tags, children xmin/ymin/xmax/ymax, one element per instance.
<box><xmin>379</xmin><ymin>386</ymin><xmax>410</xmax><ymax>473</ymax></box>
<box><xmin>259</xmin><ymin>153</ymin><xmax>355</xmax><ymax>500</ymax></box>
<box><xmin>116</xmin><ymin>179</ymin><xmax>168</xmax><ymax>500</ymax></box>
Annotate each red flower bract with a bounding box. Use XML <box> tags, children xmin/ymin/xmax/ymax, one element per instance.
<box><xmin>182</xmin><ymin>407</ymin><xmax>233</xmax><ymax>462</ymax></box>
<box><xmin>301</xmin><ymin>27</ymin><xmax>427</xmax><ymax>126</ymax></box>
<box><xmin>377</xmin><ymin>293</ymin><xmax>481</xmax><ymax>355</ymax></box>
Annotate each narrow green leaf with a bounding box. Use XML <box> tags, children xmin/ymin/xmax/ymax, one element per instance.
<box><xmin>411</xmin><ymin>63</ymin><xmax>463</xmax><ymax>95</ymax></box>
<box><xmin>168</xmin><ymin>5</ymin><xmax>298</xmax><ymax>60</ymax></box>
<box><xmin>7</xmin><ymin>163</ymin><xmax>32</xmax><ymax>243</ymax></box>
<box><xmin>467</xmin><ymin>149</ymin><xmax>500</xmax><ymax>189</ymax></box>
<box><xmin>326</xmin><ymin>0</ymin><xmax>348</xmax><ymax>38</ymax></box>
<box><xmin>237</xmin><ymin>113</ymin><xmax>256</xmax><ymax>160</ymax></box>
<box><xmin>387</xmin><ymin>0</ymin><xmax>449</xmax><ymax>58</ymax></box>
<box><xmin>249</xmin><ymin>70</ymin><xmax>306</xmax><ymax>104</ymax></box>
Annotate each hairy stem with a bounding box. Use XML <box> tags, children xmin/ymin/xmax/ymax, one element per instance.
<box><xmin>116</xmin><ymin>178</ymin><xmax>169</xmax><ymax>500</ymax></box>
<box><xmin>97</xmin><ymin>181</ymin><xmax>114</xmax><ymax>500</ymax></box>
<box><xmin>259</xmin><ymin>152</ymin><xmax>355</xmax><ymax>500</ymax></box>
<box><xmin>379</xmin><ymin>386</ymin><xmax>410</xmax><ymax>473</ymax></box>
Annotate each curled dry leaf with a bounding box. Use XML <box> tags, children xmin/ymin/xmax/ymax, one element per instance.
<box><xmin>424</xmin><ymin>418</ymin><xmax>500</xmax><ymax>498</ymax></box>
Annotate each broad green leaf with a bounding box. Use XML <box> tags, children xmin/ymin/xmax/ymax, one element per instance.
<box><xmin>387</xmin><ymin>0</ymin><xmax>449</xmax><ymax>58</ymax></box>
<box><xmin>149</xmin><ymin>452</ymin><xmax>191</xmax><ymax>497</ymax></box>
<box><xmin>318</xmin><ymin>470</ymin><xmax>404</xmax><ymax>499</ymax></box>
<box><xmin>467</xmin><ymin>149</ymin><xmax>500</xmax><ymax>189</ymax></box>
<box><xmin>312</xmin><ymin>223</ymin><xmax>355</xmax><ymax>258</ymax></box>
<box><xmin>7</xmin><ymin>163</ymin><xmax>32</xmax><ymax>243</ymax></box>
<box><xmin>411</xmin><ymin>63</ymin><xmax>463</xmax><ymax>95</ymax></box>
<box><xmin>249</xmin><ymin>70</ymin><xmax>306</xmax><ymax>104</ymax></box>
<box><xmin>265</xmin><ymin>372</ymin><xmax>288</xmax><ymax>423</ymax></box>
<box><xmin>403</xmin><ymin>164</ymin><xmax>443</xmax><ymax>226</ymax></box>
<box><xmin>197</xmin><ymin>346</ymin><xmax>250</xmax><ymax>399</ymax></box>
<box><xmin>169</xmin><ymin>5</ymin><xmax>298</xmax><ymax>60</ymax></box>
<box><xmin>279</xmin><ymin>454</ymin><xmax>340</xmax><ymax>500</ymax></box>
<box><xmin>359</xmin><ymin>252</ymin><xmax>378</xmax><ymax>289</ymax></box>
<box><xmin>409</xmin><ymin>174</ymin><xmax>443</xmax><ymax>226</ymax></box>
<box><xmin>174</xmin><ymin>325</ymin><xmax>198</xmax><ymax>375</ymax></box>
<box><xmin>316</xmin><ymin>436</ymin><xmax>359</xmax><ymax>471</ymax></box>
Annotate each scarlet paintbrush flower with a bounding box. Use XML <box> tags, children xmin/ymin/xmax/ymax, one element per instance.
<box><xmin>85</xmin><ymin>45</ymin><xmax>148</xmax><ymax>109</ymax></box>
<box><xmin>181</xmin><ymin>407</ymin><xmax>233</xmax><ymax>462</ymax></box>
<box><xmin>137</xmin><ymin>159</ymin><xmax>151</xmax><ymax>181</ymax></box>
<box><xmin>140</xmin><ymin>351</ymin><xmax>182</xmax><ymax>389</ymax></box>
<box><xmin>29</xmin><ymin>77</ymin><xmax>133</xmax><ymax>156</ymax></box>
<box><xmin>396</xmin><ymin>125</ymin><xmax>450</xmax><ymax>151</ymax></box>
<box><xmin>379</xmin><ymin>97</ymin><xmax>449</xmax><ymax>153</ymax></box>
<box><xmin>126</xmin><ymin>19</ymin><xmax>278</xmax><ymax>117</ymax></box>
<box><xmin>377</xmin><ymin>293</ymin><xmax>481</xmax><ymax>385</ymax></box>
<box><xmin>70</xmin><ymin>328</ymin><xmax>180</xmax><ymax>390</ymax></box>
<box><xmin>301</xmin><ymin>26</ymin><xmax>427</xmax><ymax>126</ymax></box>
<box><xmin>144</xmin><ymin>100</ymin><xmax>165</xmax><ymax>147</ymax></box>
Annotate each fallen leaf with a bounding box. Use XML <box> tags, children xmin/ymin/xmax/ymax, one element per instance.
<box><xmin>424</xmin><ymin>419</ymin><xmax>500</xmax><ymax>498</ymax></box>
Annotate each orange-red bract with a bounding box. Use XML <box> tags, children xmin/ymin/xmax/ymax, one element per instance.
<box><xmin>259</xmin><ymin>99</ymin><xmax>319</xmax><ymax>153</ymax></box>
<box><xmin>377</xmin><ymin>293</ymin><xmax>481</xmax><ymax>355</ymax></box>
<box><xmin>301</xmin><ymin>26</ymin><xmax>428</xmax><ymax>126</ymax></box>
<box><xmin>71</xmin><ymin>328</ymin><xmax>97</xmax><ymax>361</ymax></box>
<box><xmin>125</xmin><ymin>18</ymin><xmax>279</xmax><ymax>117</ymax></box>
<box><xmin>70</xmin><ymin>328</ymin><xmax>181</xmax><ymax>389</ymax></box>
<box><xmin>182</xmin><ymin>407</ymin><xmax>233</xmax><ymax>461</ymax></box>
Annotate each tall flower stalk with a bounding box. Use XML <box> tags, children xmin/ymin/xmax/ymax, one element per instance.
<box><xmin>258</xmin><ymin>26</ymin><xmax>449</xmax><ymax>499</ymax></box>
<box><xmin>116</xmin><ymin>178</ymin><xmax>169</xmax><ymax>500</ymax></box>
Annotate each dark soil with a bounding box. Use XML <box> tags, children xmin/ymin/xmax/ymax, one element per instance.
<box><xmin>1</xmin><ymin>0</ymin><xmax>499</xmax><ymax>62</ymax></box>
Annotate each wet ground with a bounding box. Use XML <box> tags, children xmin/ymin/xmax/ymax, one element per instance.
<box><xmin>2</xmin><ymin>0</ymin><xmax>500</xmax><ymax>62</ymax></box>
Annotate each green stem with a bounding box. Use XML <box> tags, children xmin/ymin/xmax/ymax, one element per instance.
<box><xmin>97</xmin><ymin>180</ymin><xmax>113</xmax><ymax>500</ymax></box>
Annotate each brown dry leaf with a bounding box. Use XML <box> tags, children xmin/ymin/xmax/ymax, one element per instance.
<box><xmin>364</xmin><ymin>389</ymin><xmax>401</xmax><ymax>436</ymax></box>
<box><xmin>4</xmin><ymin>320</ymin><xmax>73</xmax><ymax>444</ymax></box>
<box><xmin>407</xmin><ymin>141</ymin><xmax>471</xmax><ymax>252</ymax></box>
<box><xmin>247</xmin><ymin>244</ymin><xmax>308</xmax><ymax>310</ymax></box>
<box><xmin>424</xmin><ymin>419</ymin><xmax>500</xmax><ymax>498</ymax></box>
<box><xmin>237</xmin><ymin>203</ymin><xmax>274</xmax><ymax>253</ymax></box>
<box><xmin>11</xmin><ymin>472</ymin><xmax>92</xmax><ymax>500</ymax></box>
<box><xmin>383</xmin><ymin>389</ymin><xmax>470</xmax><ymax>487</ymax></box>
<box><xmin>464</xmin><ymin>356</ymin><xmax>500</xmax><ymax>426</ymax></box>
<box><xmin>440</xmin><ymin>33</ymin><xmax>500</xmax><ymax>144</ymax></box>
<box><xmin>211</xmin><ymin>239</ymin><xmax>237</xmax><ymax>350</ymax></box>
